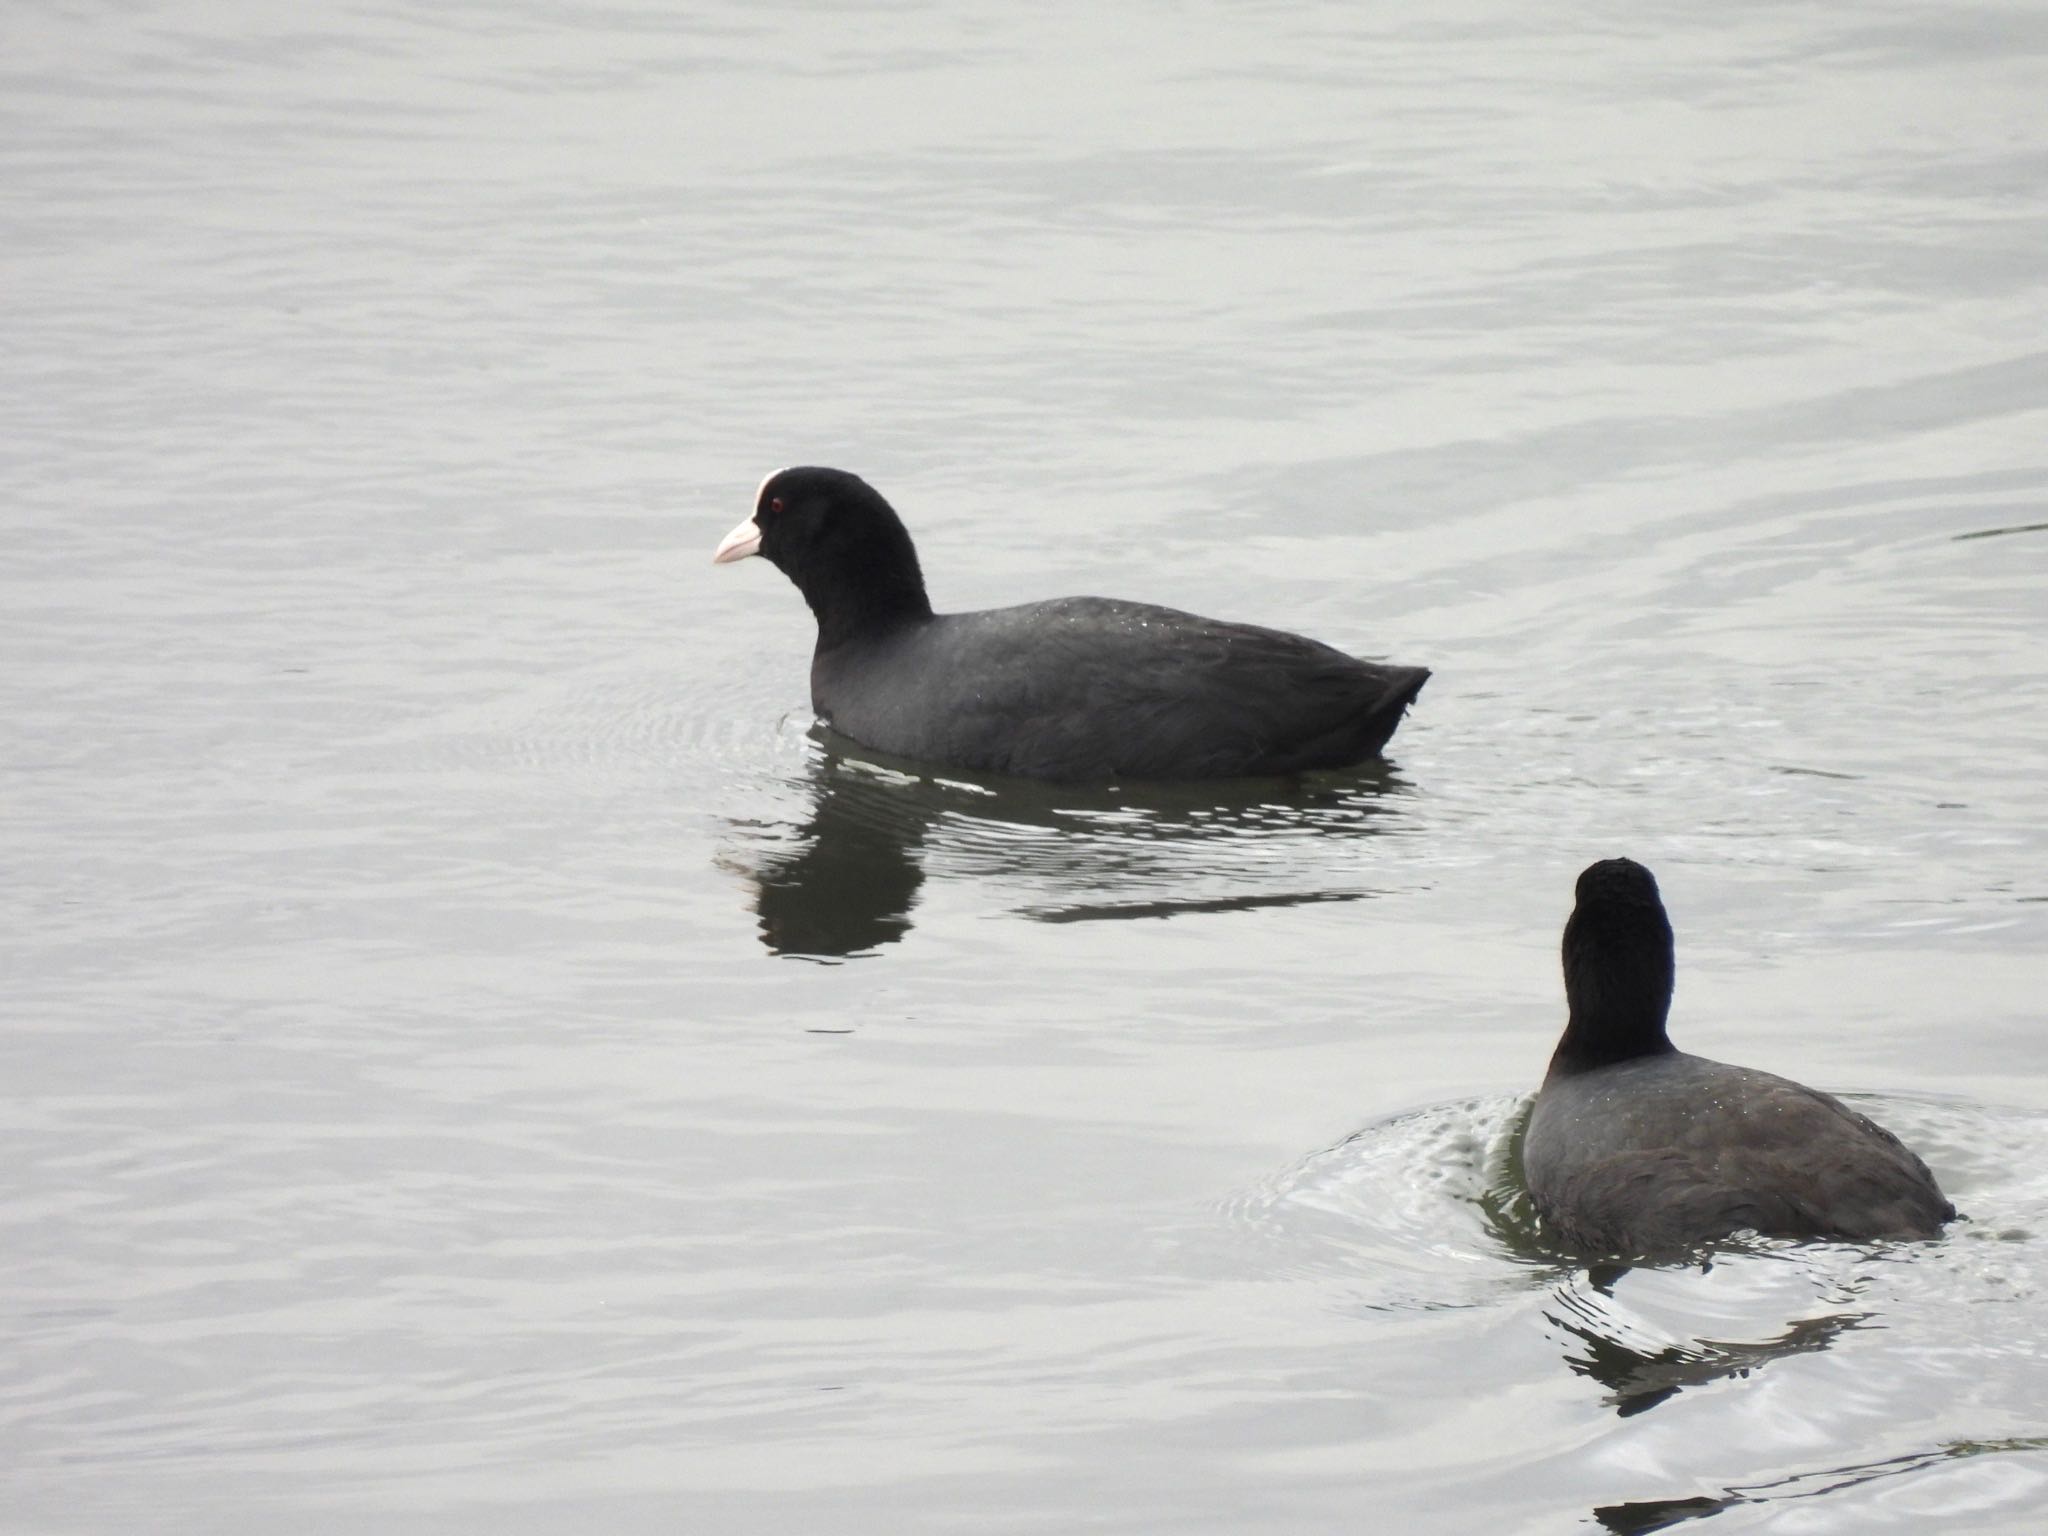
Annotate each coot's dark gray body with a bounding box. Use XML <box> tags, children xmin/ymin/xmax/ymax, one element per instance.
<box><xmin>715</xmin><ymin>467</ymin><xmax>1428</xmax><ymax>782</ymax></box>
<box><xmin>1524</xmin><ymin>1052</ymin><xmax>1952</xmax><ymax>1255</ymax></box>
<box><xmin>812</xmin><ymin>595</ymin><xmax>1425</xmax><ymax>781</ymax></box>
<box><xmin>1523</xmin><ymin>859</ymin><xmax>1953</xmax><ymax>1259</ymax></box>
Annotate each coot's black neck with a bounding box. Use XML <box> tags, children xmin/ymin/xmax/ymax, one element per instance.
<box><xmin>1548</xmin><ymin>900</ymin><xmax>1678</xmax><ymax>1078</ymax></box>
<box><xmin>787</xmin><ymin>518</ymin><xmax>934</xmax><ymax>651</ymax></box>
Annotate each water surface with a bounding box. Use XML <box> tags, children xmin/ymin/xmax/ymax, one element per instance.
<box><xmin>5</xmin><ymin>1</ymin><xmax>2047</xmax><ymax>1530</ymax></box>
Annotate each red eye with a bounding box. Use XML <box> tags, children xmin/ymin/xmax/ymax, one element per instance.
<box><xmin>768</xmin><ymin>497</ymin><xmax>785</xmax><ymax>513</ymax></box>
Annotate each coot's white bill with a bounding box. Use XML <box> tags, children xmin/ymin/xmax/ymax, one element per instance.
<box><xmin>713</xmin><ymin>516</ymin><xmax>762</xmax><ymax>564</ymax></box>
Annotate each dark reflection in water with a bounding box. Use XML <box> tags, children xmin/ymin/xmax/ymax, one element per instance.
<box><xmin>729</xmin><ymin>727</ymin><xmax>1412</xmax><ymax>960</ymax></box>
<box><xmin>1593</xmin><ymin>1437</ymin><xmax>2048</xmax><ymax>1534</ymax></box>
<box><xmin>1952</xmin><ymin>519</ymin><xmax>2048</xmax><ymax>542</ymax></box>
<box><xmin>746</xmin><ymin>765</ymin><xmax>930</xmax><ymax>961</ymax></box>
<box><xmin>1593</xmin><ymin>1493</ymin><xmax>1726</xmax><ymax>1535</ymax></box>
<box><xmin>1023</xmin><ymin>888</ymin><xmax>1371</xmax><ymax>924</ymax></box>
<box><xmin>1547</xmin><ymin>1266</ymin><xmax>1872</xmax><ymax>1418</ymax></box>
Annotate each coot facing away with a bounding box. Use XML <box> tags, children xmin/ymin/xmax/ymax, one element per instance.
<box><xmin>714</xmin><ymin>467</ymin><xmax>1428</xmax><ymax>782</ymax></box>
<box><xmin>1521</xmin><ymin>858</ymin><xmax>1954</xmax><ymax>1258</ymax></box>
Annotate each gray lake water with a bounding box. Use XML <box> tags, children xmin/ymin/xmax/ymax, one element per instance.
<box><xmin>6</xmin><ymin>2</ymin><xmax>2048</xmax><ymax>1531</ymax></box>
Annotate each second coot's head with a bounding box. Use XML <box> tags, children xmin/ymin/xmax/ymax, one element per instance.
<box><xmin>1553</xmin><ymin>856</ymin><xmax>1679</xmax><ymax>1075</ymax></box>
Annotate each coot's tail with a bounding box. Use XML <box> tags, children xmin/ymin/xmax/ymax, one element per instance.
<box><xmin>1276</xmin><ymin>663</ymin><xmax>1428</xmax><ymax>772</ymax></box>
<box><xmin>1355</xmin><ymin>664</ymin><xmax>1430</xmax><ymax>759</ymax></box>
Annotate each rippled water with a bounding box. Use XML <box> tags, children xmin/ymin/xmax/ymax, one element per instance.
<box><xmin>6</xmin><ymin>1</ymin><xmax>2047</xmax><ymax>1530</ymax></box>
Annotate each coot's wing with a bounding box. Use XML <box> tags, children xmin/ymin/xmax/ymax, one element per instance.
<box><xmin>926</xmin><ymin>597</ymin><xmax>1422</xmax><ymax>779</ymax></box>
<box><xmin>1675</xmin><ymin>1078</ymin><xmax>1955</xmax><ymax>1241</ymax></box>
<box><xmin>1534</xmin><ymin>1065</ymin><xmax>1952</xmax><ymax>1255</ymax></box>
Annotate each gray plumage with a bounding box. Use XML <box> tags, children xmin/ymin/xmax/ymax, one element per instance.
<box><xmin>1522</xmin><ymin>859</ymin><xmax>1953</xmax><ymax>1258</ymax></box>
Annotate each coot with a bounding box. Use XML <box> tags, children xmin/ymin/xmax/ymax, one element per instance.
<box><xmin>713</xmin><ymin>467</ymin><xmax>1429</xmax><ymax>781</ymax></box>
<box><xmin>1521</xmin><ymin>858</ymin><xmax>1953</xmax><ymax>1257</ymax></box>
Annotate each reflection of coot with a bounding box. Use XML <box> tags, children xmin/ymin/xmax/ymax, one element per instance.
<box><xmin>748</xmin><ymin>761</ymin><xmax>936</xmax><ymax>961</ymax></box>
<box><xmin>736</xmin><ymin>731</ymin><xmax>1413</xmax><ymax>959</ymax></box>
<box><xmin>1592</xmin><ymin>1494</ymin><xmax>1729</xmax><ymax>1535</ymax></box>
<box><xmin>1591</xmin><ymin>1442</ymin><xmax>2017</xmax><ymax>1533</ymax></box>
<box><xmin>1546</xmin><ymin>1266</ymin><xmax>1868</xmax><ymax>1418</ymax></box>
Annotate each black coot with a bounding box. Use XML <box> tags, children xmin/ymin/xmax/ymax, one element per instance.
<box><xmin>1521</xmin><ymin>858</ymin><xmax>1954</xmax><ymax>1257</ymax></box>
<box><xmin>713</xmin><ymin>467</ymin><xmax>1428</xmax><ymax>781</ymax></box>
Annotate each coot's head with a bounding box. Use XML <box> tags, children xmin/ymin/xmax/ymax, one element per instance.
<box><xmin>1553</xmin><ymin>857</ymin><xmax>1678</xmax><ymax>1073</ymax></box>
<box><xmin>714</xmin><ymin>467</ymin><xmax>931</xmax><ymax>639</ymax></box>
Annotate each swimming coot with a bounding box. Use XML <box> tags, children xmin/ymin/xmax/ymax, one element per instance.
<box><xmin>713</xmin><ymin>467</ymin><xmax>1429</xmax><ymax>781</ymax></box>
<box><xmin>1521</xmin><ymin>858</ymin><xmax>1954</xmax><ymax>1257</ymax></box>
